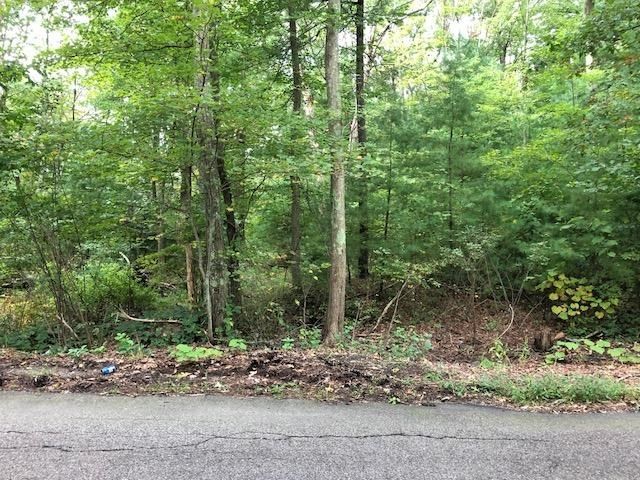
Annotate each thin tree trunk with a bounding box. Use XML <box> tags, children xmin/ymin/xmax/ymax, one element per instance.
<box><xmin>447</xmin><ymin>121</ymin><xmax>454</xmax><ymax>243</ymax></box>
<box><xmin>180</xmin><ymin>165</ymin><xmax>196</xmax><ymax>303</ymax></box>
<box><xmin>323</xmin><ymin>0</ymin><xmax>346</xmax><ymax>345</ymax></box>
<box><xmin>215</xmin><ymin>142</ymin><xmax>242</xmax><ymax>313</ymax></box>
<box><xmin>194</xmin><ymin>13</ymin><xmax>227</xmax><ymax>340</ymax></box>
<box><xmin>157</xmin><ymin>179</ymin><xmax>165</xmax><ymax>263</ymax></box>
<box><xmin>288</xmin><ymin>0</ymin><xmax>304</xmax><ymax>292</ymax></box>
<box><xmin>356</xmin><ymin>0</ymin><xmax>369</xmax><ymax>279</ymax></box>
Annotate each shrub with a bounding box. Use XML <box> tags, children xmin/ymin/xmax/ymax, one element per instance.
<box><xmin>73</xmin><ymin>261</ymin><xmax>157</xmax><ymax>324</ymax></box>
<box><xmin>169</xmin><ymin>344</ymin><xmax>223</xmax><ymax>363</ymax></box>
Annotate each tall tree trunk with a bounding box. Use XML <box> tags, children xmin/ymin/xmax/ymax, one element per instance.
<box><xmin>356</xmin><ymin>0</ymin><xmax>369</xmax><ymax>279</ymax></box>
<box><xmin>323</xmin><ymin>0</ymin><xmax>346</xmax><ymax>345</ymax></box>
<box><xmin>180</xmin><ymin>165</ymin><xmax>196</xmax><ymax>303</ymax></box>
<box><xmin>288</xmin><ymin>0</ymin><xmax>304</xmax><ymax>292</ymax></box>
<box><xmin>194</xmin><ymin>14</ymin><xmax>227</xmax><ymax>340</ymax></box>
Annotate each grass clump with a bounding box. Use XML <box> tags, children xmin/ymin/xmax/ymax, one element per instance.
<box><xmin>441</xmin><ymin>374</ymin><xmax>638</xmax><ymax>405</ymax></box>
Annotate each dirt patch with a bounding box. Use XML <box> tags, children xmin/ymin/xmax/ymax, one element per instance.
<box><xmin>1</xmin><ymin>347</ymin><xmax>639</xmax><ymax>413</ymax></box>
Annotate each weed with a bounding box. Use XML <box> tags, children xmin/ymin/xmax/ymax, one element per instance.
<box><xmin>228</xmin><ymin>338</ymin><xmax>247</xmax><ymax>351</ymax></box>
<box><xmin>66</xmin><ymin>344</ymin><xmax>106</xmax><ymax>358</ymax></box>
<box><xmin>484</xmin><ymin>318</ymin><xmax>500</xmax><ymax>332</ymax></box>
<box><xmin>388</xmin><ymin>326</ymin><xmax>432</xmax><ymax>360</ymax></box>
<box><xmin>298</xmin><ymin>327</ymin><xmax>322</xmax><ymax>349</ymax></box>
<box><xmin>269</xmin><ymin>381</ymin><xmax>298</xmax><ymax>397</ymax></box>
<box><xmin>281</xmin><ymin>337</ymin><xmax>295</xmax><ymax>350</ymax></box>
<box><xmin>114</xmin><ymin>332</ymin><xmax>144</xmax><ymax>356</ymax></box>
<box><xmin>67</xmin><ymin>345</ymin><xmax>89</xmax><ymax>358</ymax></box>
<box><xmin>441</xmin><ymin>373</ymin><xmax>638</xmax><ymax>404</ymax></box>
<box><xmin>488</xmin><ymin>339</ymin><xmax>509</xmax><ymax>363</ymax></box>
<box><xmin>545</xmin><ymin>338</ymin><xmax>640</xmax><ymax>364</ymax></box>
<box><xmin>517</xmin><ymin>338</ymin><xmax>531</xmax><ymax>362</ymax></box>
<box><xmin>441</xmin><ymin>380</ymin><xmax>468</xmax><ymax>397</ymax></box>
<box><xmin>169</xmin><ymin>344</ymin><xmax>223</xmax><ymax>363</ymax></box>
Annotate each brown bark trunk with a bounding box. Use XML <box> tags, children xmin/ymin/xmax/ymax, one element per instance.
<box><xmin>323</xmin><ymin>0</ymin><xmax>346</xmax><ymax>345</ymax></box>
<box><xmin>194</xmin><ymin>13</ymin><xmax>228</xmax><ymax>340</ymax></box>
<box><xmin>356</xmin><ymin>0</ymin><xmax>369</xmax><ymax>280</ymax></box>
<box><xmin>288</xmin><ymin>0</ymin><xmax>304</xmax><ymax>292</ymax></box>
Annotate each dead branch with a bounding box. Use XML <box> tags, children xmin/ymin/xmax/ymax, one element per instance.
<box><xmin>117</xmin><ymin>309</ymin><xmax>181</xmax><ymax>325</ymax></box>
<box><xmin>497</xmin><ymin>304</ymin><xmax>515</xmax><ymax>340</ymax></box>
<box><xmin>58</xmin><ymin>314</ymin><xmax>79</xmax><ymax>340</ymax></box>
<box><xmin>371</xmin><ymin>278</ymin><xmax>408</xmax><ymax>333</ymax></box>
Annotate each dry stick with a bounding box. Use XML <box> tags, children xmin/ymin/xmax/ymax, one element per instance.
<box><xmin>117</xmin><ymin>308</ymin><xmax>181</xmax><ymax>325</ymax></box>
<box><xmin>371</xmin><ymin>282</ymin><xmax>406</xmax><ymax>333</ymax></box>
<box><xmin>497</xmin><ymin>304</ymin><xmax>515</xmax><ymax>340</ymax></box>
<box><xmin>58</xmin><ymin>314</ymin><xmax>79</xmax><ymax>340</ymax></box>
<box><xmin>371</xmin><ymin>279</ymin><xmax>408</xmax><ymax>333</ymax></box>
<box><xmin>385</xmin><ymin>281</ymin><xmax>409</xmax><ymax>338</ymax></box>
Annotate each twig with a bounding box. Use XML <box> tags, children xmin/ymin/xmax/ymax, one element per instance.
<box><xmin>371</xmin><ymin>279</ymin><xmax>408</xmax><ymax>332</ymax></box>
<box><xmin>58</xmin><ymin>314</ymin><xmax>79</xmax><ymax>340</ymax></box>
<box><xmin>117</xmin><ymin>309</ymin><xmax>181</xmax><ymax>325</ymax></box>
<box><xmin>497</xmin><ymin>304</ymin><xmax>515</xmax><ymax>340</ymax></box>
<box><xmin>386</xmin><ymin>281</ymin><xmax>409</xmax><ymax>337</ymax></box>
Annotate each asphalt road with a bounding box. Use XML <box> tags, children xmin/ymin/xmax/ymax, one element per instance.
<box><xmin>0</xmin><ymin>392</ymin><xmax>638</xmax><ymax>480</ymax></box>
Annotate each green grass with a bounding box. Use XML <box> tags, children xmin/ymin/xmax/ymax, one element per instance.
<box><xmin>441</xmin><ymin>374</ymin><xmax>639</xmax><ymax>405</ymax></box>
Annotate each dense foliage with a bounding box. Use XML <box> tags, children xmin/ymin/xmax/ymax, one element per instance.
<box><xmin>1</xmin><ymin>0</ymin><xmax>638</xmax><ymax>350</ymax></box>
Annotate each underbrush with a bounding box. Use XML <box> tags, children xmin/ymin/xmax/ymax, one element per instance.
<box><xmin>0</xmin><ymin>291</ymin><xmax>58</xmax><ymax>351</ymax></box>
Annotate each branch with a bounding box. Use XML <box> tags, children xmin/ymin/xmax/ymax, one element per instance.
<box><xmin>117</xmin><ymin>308</ymin><xmax>181</xmax><ymax>325</ymax></box>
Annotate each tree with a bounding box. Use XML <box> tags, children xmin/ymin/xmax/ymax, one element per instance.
<box><xmin>323</xmin><ymin>0</ymin><xmax>346</xmax><ymax>345</ymax></box>
<box><xmin>193</xmin><ymin>7</ymin><xmax>228</xmax><ymax>340</ymax></box>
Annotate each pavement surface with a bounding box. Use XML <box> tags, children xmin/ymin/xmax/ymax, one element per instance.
<box><xmin>0</xmin><ymin>392</ymin><xmax>638</xmax><ymax>479</ymax></box>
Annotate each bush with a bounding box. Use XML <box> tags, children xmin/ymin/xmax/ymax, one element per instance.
<box><xmin>72</xmin><ymin>261</ymin><xmax>157</xmax><ymax>323</ymax></box>
<box><xmin>0</xmin><ymin>292</ymin><xmax>58</xmax><ymax>351</ymax></box>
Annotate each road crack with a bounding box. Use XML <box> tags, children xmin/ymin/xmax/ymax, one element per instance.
<box><xmin>0</xmin><ymin>430</ymin><xmax>546</xmax><ymax>453</ymax></box>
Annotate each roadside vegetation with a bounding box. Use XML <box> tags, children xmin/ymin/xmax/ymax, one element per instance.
<box><xmin>1</xmin><ymin>1</ymin><xmax>639</xmax><ymax>410</ymax></box>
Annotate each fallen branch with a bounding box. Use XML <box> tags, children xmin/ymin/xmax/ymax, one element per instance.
<box><xmin>117</xmin><ymin>309</ymin><xmax>181</xmax><ymax>325</ymax></box>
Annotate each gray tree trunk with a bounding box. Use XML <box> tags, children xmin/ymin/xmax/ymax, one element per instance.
<box><xmin>180</xmin><ymin>165</ymin><xmax>196</xmax><ymax>303</ymax></box>
<box><xmin>194</xmin><ymin>13</ymin><xmax>228</xmax><ymax>340</ymax></box>
<box><xmin>288</xmin><ymin>0</ymin><xmax>304</xmax><ymax>292</ymax></box>
<box><xmin>323</xmin><ymin>0</ymin><xmax>346</xmax><ymax>345</ymax></box>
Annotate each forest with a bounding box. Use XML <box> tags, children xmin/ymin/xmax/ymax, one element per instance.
<box><xmin>0</xmin><ymin>0</ymin><xmax>639</xmax><ymax>393</ymax></box>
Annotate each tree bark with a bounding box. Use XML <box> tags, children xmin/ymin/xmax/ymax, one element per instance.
<box><xmin>180</xmin><ymin>165</ymin><xmax>196</xmax><ymax>303</ymax></box>
<box><xmin>584</xmin><ymin>0</ymin><xmax>594</xmax><ymax>15</ymax></box>
<box><xmin>215</xmin><ymin>141</ymin><xmax>242</xmax><ymax>313</ymax></box>
<box><xmin>194</xmin><ymin>13</ymin><xmax>228</xmax><ymax>340</ymax></box>
<box><xmin>288</xmin><ymin>0</ymin><xmax>304</xmax><ymax>292</ymax></box>
<box><xmin>356</xmin><ymin>0</ymin><xmax>369</xmax><ymax>279</ymax></box>
<box><xmin>323</xmin><ymin>0</ymin><xmax>346</xmax><ymax>345</ymax></box>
